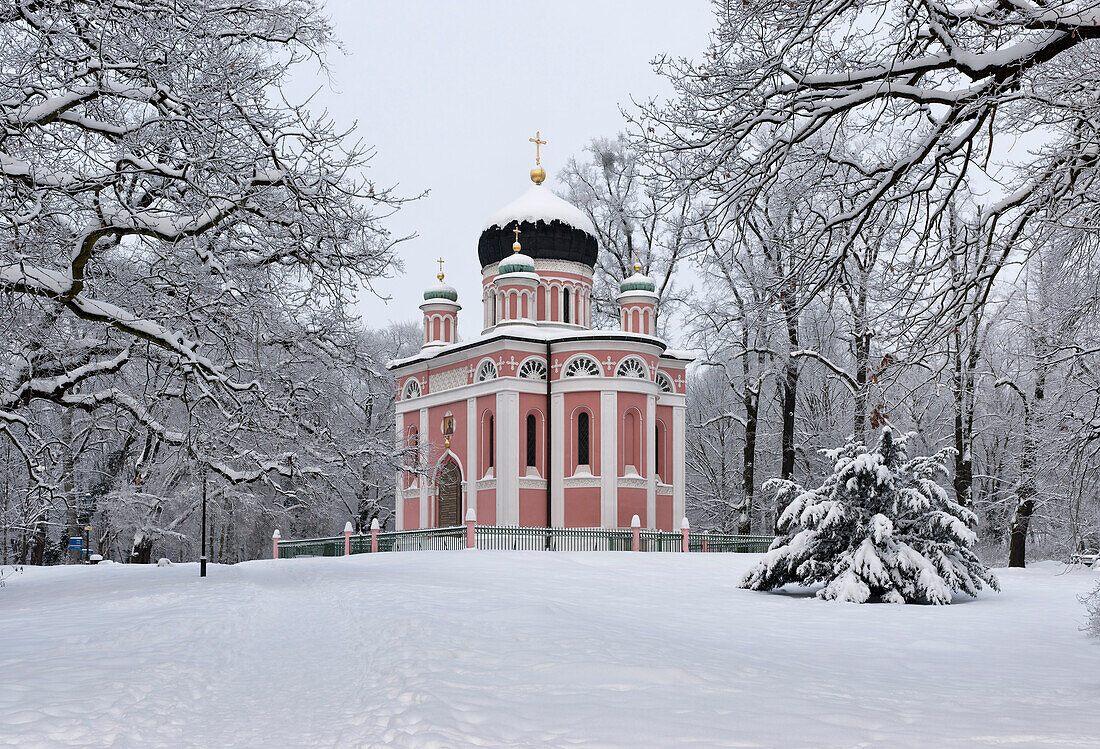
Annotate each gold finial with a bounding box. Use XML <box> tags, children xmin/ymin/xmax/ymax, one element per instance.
<box><xmin>512</xmin><ymin>226</ymin><xmax>522</xmax><ymax>253</ymax></box>
<box><xmin>437</xmin><ymin>257</ymin><xmax>445</xmax><ymax>281</ymax></box>
<box><xmin>529</xmin><ymin>131</ymin><xmax>547</xmax><ymax>184</ymax></box>
<box><xmin>632</xmin><ymin>249</ymin><xmax>642</xmax><ymax>273</ymax></box>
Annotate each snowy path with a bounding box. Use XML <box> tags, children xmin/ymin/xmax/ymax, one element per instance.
<box><xmin>1</xmin><ymin>553</ymin><xmax>1097</xmax><ymax>747</ymax></box>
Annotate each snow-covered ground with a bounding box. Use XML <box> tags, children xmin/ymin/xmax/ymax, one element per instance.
<box><xmin>1</xmin><ymin>553</ymin><xmax>1097</xmax><ymax>748</ymax></box>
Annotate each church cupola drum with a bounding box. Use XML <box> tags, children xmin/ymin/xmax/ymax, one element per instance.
<box><xmin>390</xmin><ymin>134</ymin><xmax>690</xmax><ymax>533</ymax></box>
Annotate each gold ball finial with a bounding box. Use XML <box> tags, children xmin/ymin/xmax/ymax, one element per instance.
<box><xmin>512</xmin><ymin>226</ymin><xmax>522</xmax><ymax>253</ymax></box>
<box><xmin>437</xmin><ymin>257</ymin><xmax>445</xmax><ymax>281</ymax></box>
<box><xmin>529</xmin><ymin>131</ymin><xmax>547</xmax><ymax>184</ymax></box>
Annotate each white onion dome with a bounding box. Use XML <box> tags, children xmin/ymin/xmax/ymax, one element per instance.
<box><xmin>423</xmin><ymin>282</ymin><xmax>458</xmax><ymax>302</ymax></box>
<box><xmin>498</xmin><ymin>252</ymin><xmax>536</xmax><ymax>275</ymax></box>
<box><xmin>620</xmin><ymin>270</ymin><xmax>656</xmax><ymax>294</ymax></box>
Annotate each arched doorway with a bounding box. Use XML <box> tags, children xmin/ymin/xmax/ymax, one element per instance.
<box><xmin>438</xmin><ymin>460</ymin><xmax>462</xmax><ymax>527</ymax></box>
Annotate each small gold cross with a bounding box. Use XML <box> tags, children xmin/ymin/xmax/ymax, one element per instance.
<box><xmin>437</xmin><ymin>257</ymin><xmax>445</xmax><ymax>281</ymax></box>
<box><xmin>529</xmin><ymin>131</ymin><xmax>547</xmax><ymax>165</ymax></box>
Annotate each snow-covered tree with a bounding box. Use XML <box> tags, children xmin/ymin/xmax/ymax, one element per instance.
<box><xmin>1086</xmin><ymin>583</ymin><xmax>1100</xmax><ymax>639</ymax></box>
<box><xmin>559</xmin><ymin>136</ymin><xmax>691</xmax><ymax>331</ymax></box>
<box><xmin>741</xmin><ymin>429</ymin><xmax>998</xmax><ymax>604</ymax></box>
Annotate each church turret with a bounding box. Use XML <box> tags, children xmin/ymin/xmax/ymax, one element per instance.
<box><xmin>422</xmin><ymin>260</ymin><xmax>460</xmax><ymax>348</ymax></box>
<box><xmin>618</xmin><ymin>261</ymin><xmax>658</xmax><ymax>336</ymax></box>
<box><xmin>479</xmin><ymin>133</ymin><xmax>597</xmax><ymax>329</ymax></box>
<box><xmin>491</xmin><ymin>227</ymin><xmax>539</xmax><ymax>326</ymax></box>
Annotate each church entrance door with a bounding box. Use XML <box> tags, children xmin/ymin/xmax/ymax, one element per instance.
<box><xmin>438</xmin><ymin>460</ymin><xmax>461</xmax><ymax>527</ymax></box>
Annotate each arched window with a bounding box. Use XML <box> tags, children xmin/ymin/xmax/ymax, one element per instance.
<box><xmin>491</xmin><ymin>291</ymin><xmax>497</xmax><ymax>325</ymax></box>
<box><xmin>488</xmin><ymin>414</ymin><xmax>495</xmax><ymax>469</ymax></box>
<box><xmin>444</xmin><ymin>316</ymin><xmax>452</xmax><ymax>342</ymax></box>
<box><xmin>476</xmin><ymin>359</ymin><xmax>498</xmax><ymax>382</ymax></box>
<box><xmin>615</xmin><ymin>356</ymin><xmax>648</xmax><ymax>379</ymax></box>
<box><xmin>403</xmin><ymin>378</ymin><xmax>421</xmax><ymax>400</ymax></box>
<box><xmin>624</xmin><ymin>410</ymin><xmax>639</xmax><ymax>472</ymax></box>
<box><xmin>564</xmin><ymin>356</ymin><xmax>601</xmax><ymax>378</ymax></box>
<box><xmin>577</xmin><ymin>411</ymin><xmax>590</xmax><ymax>466</ymax></box>
<box><xmin>563</xmin><ymin>287</ymin><xmax>571</xmax><ymax>324</ymax></box>
<box><xmin>526</xmin><ymin>414</ymin><xmax>537</xmax><ymax>468</ymax></box>
<box><xmin>656</xmin><ymin>372</ymin><xmax>675</xmax><ymax>394</ymax></box>
<box><xmin>518</xmin><ymin>358</ymin><xmax>547</xmax><ymax>380</ymax></box>
<box><xmin>655</xmin><ymin>421</ymin><xmax>666</xmax><ymax>482</ymax></box>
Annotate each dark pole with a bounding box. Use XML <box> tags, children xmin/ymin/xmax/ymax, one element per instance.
<box><xmin>200</xmin><ymin>462</ymin><xmax>207</xmax><ymax>577</ymax></box>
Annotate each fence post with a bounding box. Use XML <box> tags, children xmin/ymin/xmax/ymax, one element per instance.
<box><xmin>343</xmin><ymin>521</ymin><xmax>353</xmax><ymax>556</ymax></box>
<box><xmin>465</xmin><ymin>507</ymin><xmax>477</xmax><ymax>549</ymax></box>
<box><xmin>631</xmin><ymin>515</ymin><xmax>641</xmax><ymax>552</ymax></box>
<box><xmin>370</xmin><ymin>518</ymin><xmax>380</xmax><ymax>553</ymax></box>
<box><xmin>680</xmin><ymin>517</ymin><xmax>689</xmax><ymax>553</ymax></box>
<box><xmin>272</xmin><ymin>529</ymin><xmax>281</xmax><ymax>559</ymax></box>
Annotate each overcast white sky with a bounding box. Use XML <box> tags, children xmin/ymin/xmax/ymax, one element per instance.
<box><xmin>289</xmin><ymin>0</ymin><xmax>713</xmax><ymax>339</ymax></box>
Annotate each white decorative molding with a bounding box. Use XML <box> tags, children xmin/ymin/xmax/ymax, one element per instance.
<box><xmin>564</xmin><ymin>355</ymin><xmax>602</xmax><ymax>378</ymax></box>
<box><xmin>617</xmin><ymin>476</ymin><xmax>648</xmax><ymax>489</ymax></box>
<box><xmin>476</xmin><ymin>479</ymin><xmax>496</xmax><ymax>491</ymax></box>
<box><xmin>563</xmin><ymin>475</ymin><xmax>602</xmax><ymax>488</ymax></box>
<box><xmin>616</xmin><ymin>356</ymin><xmax>649</xmax><ymax>379</ymax></box>
<box><xmin>401</xmin><ymin>488</ymin><xmax>420</xmax><ymax>499</ymax></box>
<box><xmin>518</xmin><ymin>477</ymin><xmax>548</xmax><ymax>490</ymax></box>
<box><xmin>428</xmin><ymin>366</ymin><xmax>468</xmax><ymax>394</ymax></box>
<box><xmin>657</xmin><ymin>483</ymin><xmax>673</xmax><ymax>496</ymax></box>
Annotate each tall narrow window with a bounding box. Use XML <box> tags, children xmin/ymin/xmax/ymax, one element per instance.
<box><xmin>491</xmin><ymin>292</ymin><xmax>497</xmax><ymax>325</ymax></box>
<box><xmin>655</xmin><ymin>423</ymin><xmax>663</xmax><ymax>482</ymax></box>
<box><xmin>577</xmin><ymin>411</ymin><xmax>590</xmax><ymax>466</ymax></box>
<box><xmin>563</xmin><ymin>287</ymin><xmax>571</xmax><ymax>323</ymax></box>
<box><xmin>488</xmin><ymin>415</ymin><xmax>495</xmax><ymax>468</ymax></box>
<box><xmin>526</xmin><ymin>414</ymin><xmax>537</xmax><ymax>468</ymax></box>
<box><xmin>624</xmin><ymin>411</ymin><xmax>638</xmax><ymax>472</ymax></box>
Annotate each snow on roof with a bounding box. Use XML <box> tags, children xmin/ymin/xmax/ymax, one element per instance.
<box><xmin>483</xmin><ymin>184</ymin><xmax>597</xmax><ymax>236</ymax></box>
<box><xmin>388</xmin><ymin>324</ymin><xmax>673</xmax><ymax>369</ymax></box>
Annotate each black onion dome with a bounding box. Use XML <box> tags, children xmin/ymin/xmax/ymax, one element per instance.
<box><xmin>478</xmin><ymin>185</ymin><xmax>598</xmax><ymax>269</ymax></box>
<box><xmin>479</xmin><ymin>220</ymin><xmax>597</xmax><ymax>268</ymax></box>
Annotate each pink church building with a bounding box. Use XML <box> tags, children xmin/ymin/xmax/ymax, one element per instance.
<box><xmin>389</xmin><ymin>160</ymin><xmax>689</xmax><ymax>532</ymax></box>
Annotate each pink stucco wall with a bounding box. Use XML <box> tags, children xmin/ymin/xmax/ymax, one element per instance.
<box><xmin>564</xmin><ymin>487</ymin><xmax>601</xmax><ymax>527</ymax></box>
<box><xmin>617</xmin><ymin>488</ymin><xmax>647</xmax><ymax>528</ymax></box>
<box><xmin>519</xmin><ymin>488</ymin><xmax>548</xmax><ymax>526</ymax></box>
<box><xmin>656</xmin><ymin>495</ymin><xmax>674</xmax><ymax>532</ymax></box>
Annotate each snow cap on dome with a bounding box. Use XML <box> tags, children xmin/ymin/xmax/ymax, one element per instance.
<box><xmin>423</xmin><ymin>282</ymin><xmax>458</xmax><ymax>302</ymax></box>
<box><xmin>620</xmin><ymin>270</ymin><xmax>656</xmax><ymax>294</ymax></box>
<box><xmin>499</xmin><ymin>252</ymin><xmax>536</xmax><ymax>275</ymax></box>
<box><xmin>483</xmin><ymin>184</ymin><xmax>597</xmax><ymax>236</ymax></box>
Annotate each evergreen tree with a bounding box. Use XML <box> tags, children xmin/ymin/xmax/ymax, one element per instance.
<box><xmin>741</xmin><ymin>429</ymin><xmax>998</xmax><ymax>604</ymax></box>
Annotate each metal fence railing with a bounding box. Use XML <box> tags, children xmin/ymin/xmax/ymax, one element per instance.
<box><xmin>274</xmin><ymin>525</ymin><xmax>774</xmax><ymax>559</ymax></box>
<box><xmin>476</xmin><ymin>525</ymin><xmax>635</xmax><ymax>551</ymax></box>
<box><xmin>688</xmin><ymin>533</ymin><xmax>774</xmax><ymax>554</ymax></box>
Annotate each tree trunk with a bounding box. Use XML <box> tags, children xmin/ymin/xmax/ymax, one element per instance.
<box><xmin>1008</xmin><ymin>366</ymin><xmax>1045</xmax><ymax>568</ymax></box>
<box><xmin>131</xmin><ymin>534</ymin><xmax>154</xmax><ymax>564</ymax></box>
<box><xmin>741</xmin><ymin>388</ymin><xmax>758</xmax><ymax>535</ymax></box>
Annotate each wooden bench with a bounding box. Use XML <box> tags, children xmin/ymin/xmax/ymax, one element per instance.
<box><xmin>1070</xmin><ymin>552</ymin><xmax>1100</xmax><ymax>567</ymax></box>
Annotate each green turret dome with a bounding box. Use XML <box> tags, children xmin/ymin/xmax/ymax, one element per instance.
<box><xmin>423</xmin><ymin>283</ymin><xmax>458</xmax><ymax>302</ymax></box>
<box><xmin>620</xmin><ymin>271</ymin><xmax>656</xmax><ymax>293</ymax></box>
<box><xmin>499</xmin><ymin>252</ymin><xmax>536</xmax><ymax>275</ymax></box>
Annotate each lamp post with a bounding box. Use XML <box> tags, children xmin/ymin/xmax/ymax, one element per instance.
<box><xmin>200</xmin><ymin>462</ymin><xmax>208</xmax><ymax>578</ymax></box>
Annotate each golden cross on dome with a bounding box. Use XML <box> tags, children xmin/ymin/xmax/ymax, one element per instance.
<box><xmin>512</xmin><ymin>226</ymin><xmax>522</xmax><ymax>253</ymax></box>
<box><xmin>529</xmin><ymin>131</ymin><xmax>546</xmax><ymax>165</ymax></box>
<box><xmin>632</xmin><ymin>248</ymin><xmax>642</xmax><ymax>273</ymax></box>
<box><xmin>437</xmin><ymin>257</ymin><xmax>445</xmax><ymax>281</ymax></box>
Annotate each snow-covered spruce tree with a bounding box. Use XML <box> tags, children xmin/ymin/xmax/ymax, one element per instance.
<box><xmin>741</xmin><ymin>429</ymin><xmax>998</xmax><ymax>604</ymax></box>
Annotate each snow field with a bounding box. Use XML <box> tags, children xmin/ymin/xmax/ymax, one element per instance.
<box><xmin>1</xmin><ymin>553</ymin><xmax>1098</xmax><ymax>747</ymax></box>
